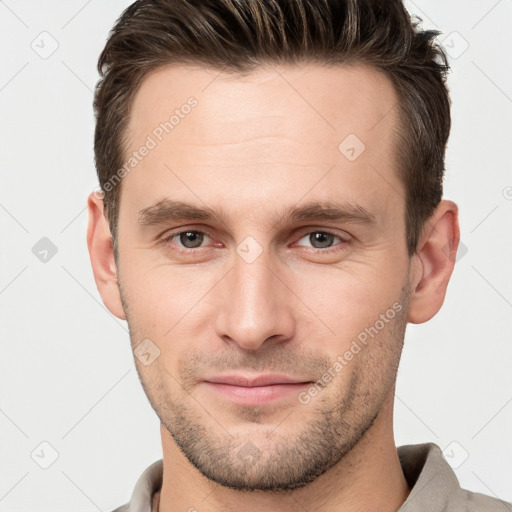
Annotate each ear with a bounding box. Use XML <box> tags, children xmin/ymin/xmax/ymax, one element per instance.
<box><xmin>86</xmin><ymin>191</ymin><xmax>126</xmax><ymax>320</ymax></box>
<box><xmin>407</xmin><ymin>200</ymin><xmax>460</xmax><ymax>324</ymax></box>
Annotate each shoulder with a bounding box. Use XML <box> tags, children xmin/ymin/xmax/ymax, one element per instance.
<box><xmin>108</xmin><ymin>459</ymin><xmax>163</xmax><ymax>512</ymax></box>
<box><xmin>398</xmin><ymin>443</ymin><xmax>511</xmax><ymax>512</ymax></box>
<box><xmin>462</xmin><ymin>489</ymin><xmax>512</xmax><ymax>512</ymax></box>
<box><xmin>110</xmin><ymin>504</ymin><xmax>130</xmax><ymax>512</ymax></box>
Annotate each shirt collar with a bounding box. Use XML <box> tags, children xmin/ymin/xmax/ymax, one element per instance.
<box><xmin>397</xmin><ymin>442</ymin><xmax>460</xmax><ymax>510</ymax></box>
<box><xmin>127</xmin><ymin>458</ymin><xmax>162</xmax><ymax>512</ymax></box>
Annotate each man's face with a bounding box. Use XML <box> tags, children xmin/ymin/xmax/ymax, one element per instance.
<box><xmin>116</xmin><ymin>63</ymin><xmax>412</xmax><ymax>490</ymax></box>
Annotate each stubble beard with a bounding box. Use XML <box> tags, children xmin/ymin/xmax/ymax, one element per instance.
<box><xmin>119</xmin><ymin>276</ymin><xmax>411</xmax><ymax>492</ymax></box>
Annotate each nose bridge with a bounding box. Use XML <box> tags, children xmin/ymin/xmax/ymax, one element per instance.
<box><xmin>215</xmin><ymin>240</ymin><xmax>294</xmax><ymax>350</ymax></box>
<box><xmin>234</xmin><ymin>246</ymin><xmax>276</xmax><ymax>305</ymax></box>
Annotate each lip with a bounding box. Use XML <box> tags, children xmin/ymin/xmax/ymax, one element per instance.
<box><xmin>202</xmin><ymin>374</ymin><xmax>313</xmax><ymax>405</ymax></box>
<box><xmin>204</xmin><ymin>373</ymin><xmax>309</xmax><ymax>387</ymax></box>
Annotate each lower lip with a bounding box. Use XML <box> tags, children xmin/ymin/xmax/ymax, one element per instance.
<box><xmin>203</xmin><ymin>382</ymin><xmax>311</xmax><ymax>405</ymax></box>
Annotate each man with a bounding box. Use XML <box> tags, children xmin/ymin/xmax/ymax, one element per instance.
<box><xmin>86</xmin><ymin>1</ymin><xmax>510</xmax><ymax>511</ymax></box>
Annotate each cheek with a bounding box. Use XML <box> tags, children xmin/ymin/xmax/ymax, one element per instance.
<box><xmin>120</xmin><ymin>238</ymin><xmax>408</xmax><ymax>350</ymax></box>
<box><xmin>122</xmin><ymin>259</ymin><xmax>220</xmax><ymax>342</ymax></box>
<box><xmin>292</xmin><ymin>262</ymin><xmax>405</xmax><ymax>339</ymax></box>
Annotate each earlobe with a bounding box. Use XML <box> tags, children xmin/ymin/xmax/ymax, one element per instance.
<box><xmin>86</xmin><ymin>191</ymin><xmax>126</xmax><ymax>320</ymax></box>
<box><xmin>407</xmin><ymin>200</ymin><xmax>460</xmax><ymax>324</ymax></box>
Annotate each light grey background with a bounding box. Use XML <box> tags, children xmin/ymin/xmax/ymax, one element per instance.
<box><xmin>1</xmin><ymin>1</ymin><xmax>511</xmax><ymax>510</ymax></box>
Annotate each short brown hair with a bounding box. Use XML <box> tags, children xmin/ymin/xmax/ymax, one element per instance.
<box><xmin>94</xmin><ymin>0</ymin><xmax>451</xmax><ymax>257</ymax></box>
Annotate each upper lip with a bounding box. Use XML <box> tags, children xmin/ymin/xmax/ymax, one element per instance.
<box><xmin>204</xmin><ymin>374</ymin><xmax>311</xmax><ymax>387</ymax></box>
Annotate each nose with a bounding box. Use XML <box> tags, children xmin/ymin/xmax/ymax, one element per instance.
<box><xmin>214</xmin><ymin>246</ymin><xmax>295</xmax><ymax>351</ymax></box>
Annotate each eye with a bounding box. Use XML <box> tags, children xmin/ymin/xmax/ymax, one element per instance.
<box><xmin>159</xmin><ymin>228</ymin><xmax>350</xmax><ymax>254</ymax></box>
<box><xmin>161</xmin><ymin>230</ymin><xmax>213</xmax><ymax>250</ymax></box>
<box><xmin>295</xmin><ymin>230</ymin><xmax>349</xmax><ymax>251</ymax></box>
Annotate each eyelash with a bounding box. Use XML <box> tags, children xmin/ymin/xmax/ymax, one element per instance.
<box><xmin>159</xmin><ymin>228</ymin><xmax>350</xmax><ymax>254</ymax></box>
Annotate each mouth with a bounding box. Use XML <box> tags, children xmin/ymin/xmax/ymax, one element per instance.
<box><xmin>202</xmin><ymin>373</ymin><xmax>313</xmax><ymax>405</ymax></box>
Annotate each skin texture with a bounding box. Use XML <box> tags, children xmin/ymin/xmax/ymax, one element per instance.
<box><xmin>87</xmin><ymin>63</ymin><xmax>459</xmax><ymax>512</ymax></box>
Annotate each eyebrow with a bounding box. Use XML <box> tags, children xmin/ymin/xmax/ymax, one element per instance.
<box><xmin>137</xmin><ymin>198</ymin><xmax>378</xmax><ymax>230</ymax></box>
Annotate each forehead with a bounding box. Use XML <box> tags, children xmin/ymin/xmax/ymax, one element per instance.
<box><xmin>122</xmin><ymin>62</ymin><xmax>403</xmax><ymax>225</ymax></box>
<box><xmin>127</xmin><ymin>61</ymin><xmax>399</xmax><ymax>148</ymax></box>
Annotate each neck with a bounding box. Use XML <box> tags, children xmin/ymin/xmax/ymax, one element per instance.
<box><xmin>157</xmin><ymin>391</ymin><xmax>410</xmax><ymax>512</ymax></box>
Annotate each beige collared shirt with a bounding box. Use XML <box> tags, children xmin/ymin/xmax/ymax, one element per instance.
<box><xmin>112</xmin><ymin>443</ymin><xmax>511</xmax><ymax>511</ymax></box>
